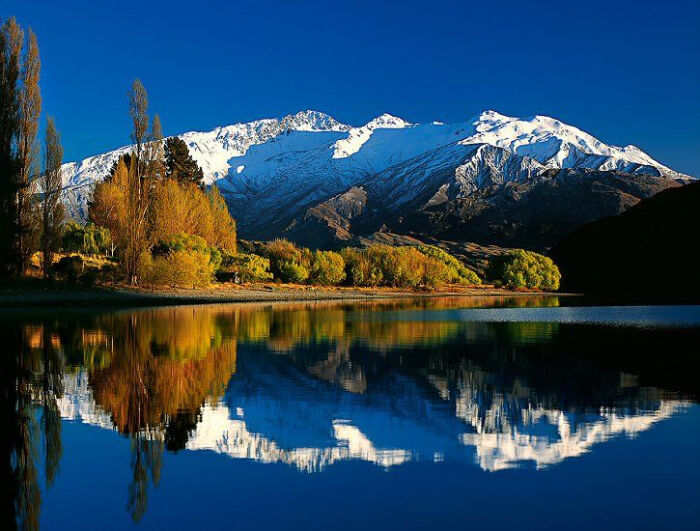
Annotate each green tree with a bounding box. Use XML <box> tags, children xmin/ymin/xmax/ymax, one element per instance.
<box><xmin>278</xmin><ymin>260</ymin><xmax>309</xmax><ymax>283</ymax></box>
<box><xmin>164</xmin><ymin>136</ymin><xmax>204</xmax><ymax>186</ymax></box>
<box><xmin>217</xmin><ymin>252</ymin><xmax>272</xmax><ymax>283</ymax></box>
<box><xmin>62</xmin><ymin>221</ymin><xmax>111</xmax><ymax>256</ymax></box>
<box><xmin>487</xmin><ymin>249</ymin><xmax>561</xmax><ymax>291</ymax></box>
<box><xmin>309</xmin><ymin>250</ymin><xmax>346</xmax><ymax>285</ymax></box>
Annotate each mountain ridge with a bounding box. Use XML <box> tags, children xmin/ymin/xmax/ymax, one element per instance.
<box><xmin>59</xmin><ymin>109</ymin><xmax>693</xmax><ymax>248</ymax></box>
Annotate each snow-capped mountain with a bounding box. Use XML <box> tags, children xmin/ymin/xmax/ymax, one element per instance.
<box><xmin>60</xmin><ymin>109</ymin><xmax>691</xmax><ymax>244</ymax></box>
<box><xmin>57</xmin><ymin>363</ymin><xmax>689</xmax><ymax>473</ymax></box>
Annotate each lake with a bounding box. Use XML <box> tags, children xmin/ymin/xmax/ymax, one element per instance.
<box><xmin>2</xmin><ymin>296</ymin><xmax>699</xmax><ymax>530</ymax></box>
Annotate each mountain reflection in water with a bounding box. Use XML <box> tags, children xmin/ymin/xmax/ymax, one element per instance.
<box><xmin>1</xmin><ymin>297</ymin><xmax>699</xmax><ymax>529</ymax></box>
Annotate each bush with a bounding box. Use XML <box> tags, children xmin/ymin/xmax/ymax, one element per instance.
<box><xmin>486</xmin><ymin>250</ymin><xmax>561</xmax><ymax>291</ymax></box>
<box><xmin>417</xmin><ymin>245</ymin><xmax>481</xmax><ymax>285</ymax></box>
<box><xmin>217</xmin><ymin>252</ymin><xmax>273</xmax><ymax>283</ymax></box>
<box><xmin>340</xmin><ymin>245</ymin><xmax>454</xmax><ymax>289</ymax></box>
<box><xmin>421</xmin><ymin>257</ymin><xmax>452</xmax><ymax>289</ymax></box>
<box><xmin>261</xmin><ymin>239</ymin><xmax>313</xmax><ymax>283</ymax></box>
<box><xmin>278</xmin><ymin>260</ymin><xmax>309</xmax><ymax>283</ymax></box>
<box><xmin>309</xmin><ymin>250</ymin><xmax>346</xmax><ymax>285</ymax></box>
<box><xmin>79</xmin><ymin>268</ymin><xmax>100</xmax><ymax>287</ymax></box>
<box><xmin>53</xmin><ymin>255</ymin><xmax>85</xmax><ymax>283</ymax></box>
<box><xmin>341</xmin><ymin>247</ymin><xmax>383</xmax><ymax>287</ymax></box>
<box><xmin>148</xmin><ymin>250</ymin><xmax>214</xmax><ymax>288</ymax></box>
<box><xmin>147</xmin><ymin>233</ymin><xmax>221</xmax><ymax>288</ymax></box>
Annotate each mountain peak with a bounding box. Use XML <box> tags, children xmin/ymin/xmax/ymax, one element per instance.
<box><xmin>331</xmin><ymin>113</ymin><xmax>412</xmax><ymax>159</ymax></box>
<box><xmin>478</xmin><ymin>110</ymin><xmax>510</xmax><ymax>120</ymax></box>
<box><xmin>279</xmin><ymin>110</ymin><xmax>349</xmax><ymax>132</ymax></box>
<box><xmin>365</xmin><ymin>113</ymin><xmax>412</xmax><ymax>129</ymax></box>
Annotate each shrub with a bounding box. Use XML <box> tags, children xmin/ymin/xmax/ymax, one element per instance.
<box><xmin>53</xmin><ymin>255</ymin><xmax>85</xmax><ymax>283</ymax></box>
<box><xmin>340</xmin><ymin>245</ymin><xmax>454</xmax><ymax>289</ymax></box>
<box><xmin>417</xmin><ymin>245</ymin><xmax>481</xmax><ymax>285</ymax></box>
<box><xmin>486</xmin><ymin>250</ymin><xmax>561</xmax><ymax>291</ymax></box>
<box><xmin>79</xmin><ymin>268</ymin><xmax>100</xmax><ymax>287</ymax></box>
<box><xmin>341</xmin><ymin>247</ymin><xmax>383</xmax><ymax>287</ymax></box>
<box><xmin>217</xmin><ymin>252</ymin><xmax>273</xmax><ymax>283</ymax></box>
<box><xmin>147</xmin><ymin>233</ymin><xmax>221</xmax><ymax>288</ymax></box>
<box><xmin>421</xmin><ymin>257</ymin><xmax>452</xmax><ymax>289</ymax></box>
<box><xmin>309</xmin><ymin>250</ymin><xmax>346</xmax><ymax>285</ymax></box>
<box><xmin>278</xmin><ymin>260</ymin><xmax>309</xmax><ymax>283</ymax></box>
<box><xmin>149</xmin><ymin>250</ymin><xmax>213</xmax><ymax>288</ymax></box>
<box><xmin>261</xmin><ymin>239</ymin><xmax>313</xmax><ymax>283</ymax></box>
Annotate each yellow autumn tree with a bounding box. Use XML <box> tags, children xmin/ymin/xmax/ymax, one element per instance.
<box><xmin>89</xmin><ymin>156</ymin><xmax>128</xmax><ymax>257</ymax></box>
<box><xmin>151</xmin><ymin>180</ymin><xmax>236</xmax><ymax>252</ymax></box>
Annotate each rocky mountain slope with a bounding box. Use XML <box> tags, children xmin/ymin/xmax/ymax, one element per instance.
<box><xmin>60</xmin><ymin>110</ymin><xmax>692</xmax><ymax>248</ymax></box>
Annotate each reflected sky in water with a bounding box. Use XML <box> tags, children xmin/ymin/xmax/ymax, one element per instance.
<box><xmin>2</xmin><ymin>297</ymin><xmax>699</xmax><ymax>530</ymax></box>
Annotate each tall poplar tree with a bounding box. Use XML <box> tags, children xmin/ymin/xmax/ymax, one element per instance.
<box><xmin>0</xmin><ymin>17</ymin><xmax>23</xmax><ymax>276</ymax></box>
<box><xmin>124</xmin><ymin>79</ymin><xmax>151</xmax><ymax>284</ymax></box>
<box><xmin>16</xmin><ymin>28</ymin><xmax>41</xmax><ymax>274</ymax></box>
<box><xmin>41</xmin><ymin>116</ymin><xmax>63</xmax><ymax>278</ymax></box>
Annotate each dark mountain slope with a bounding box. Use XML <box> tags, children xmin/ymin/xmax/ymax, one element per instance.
<box><xmin>550</xmin><ymin>181</ymin><xmax>700</xmax><ymax>296</ymax></box>
<box><xmin>281</xmin><ymin>164</ymin><xmax>681</xmax><ymax>251</ymax></box>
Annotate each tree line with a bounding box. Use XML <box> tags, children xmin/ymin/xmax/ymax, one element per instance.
<box><xmin>1</xmin><ymin>17</ymin><xmax>63</xmax><ymax>279</ymax></box>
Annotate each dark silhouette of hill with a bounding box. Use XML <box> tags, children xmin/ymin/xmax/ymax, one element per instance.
<box><xmin>550</xmin><ymin>181</ymin><xmax>700</xmax><ymax>296</ymax></box>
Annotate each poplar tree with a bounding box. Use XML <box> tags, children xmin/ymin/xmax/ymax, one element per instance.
<box><xmin>41</xmin><ymin>116</ymin><xmax>63</xmax><ymax>278</ymax></box>
<box><xmin>124</xmin><ymin>79</ymin><xmax>151</xmax><ymax>284</ymax></box>
<box><xmin>0</xmin><ymin>17</ymin><xmax>22</xmax><ymax>276</ymax></box>
<box><xmin>16</xmin><ymin>28</ymin><xmax>41</xmax><ymax>274</ymax></box>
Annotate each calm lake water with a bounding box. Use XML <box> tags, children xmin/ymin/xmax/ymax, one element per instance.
<box><xmin>2</xmin><ymin>297</ymin><xmax>699</xmax><ymax>530</ymax></box>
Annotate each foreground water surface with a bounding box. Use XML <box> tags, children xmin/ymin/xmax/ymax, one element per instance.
<box><xmin>2</xmin><ymin>296</ymin><xmax>699</xmax><ymax>530</ymax></box>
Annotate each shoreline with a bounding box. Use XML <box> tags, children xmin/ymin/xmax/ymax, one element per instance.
<box><xmin>0</xmin><ymin>282</ymin><xmax>562</xmax><ymax>308</ymax></box>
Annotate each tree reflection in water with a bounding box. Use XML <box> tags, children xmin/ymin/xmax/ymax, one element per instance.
<box><xmin>0</xmin><ymin>296</ymin><xmax>698</xmax><ymax>528</ymax></box>
<box><xmin>1</xmin><ymin>322</ymin><xmax>64</xmax><ymax>531</ymax></box>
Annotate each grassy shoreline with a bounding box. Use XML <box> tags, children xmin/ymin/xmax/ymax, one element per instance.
<box><xmin>0</xmin><ymin>279</ymin><xmax>559</xmax><ymax>308</ymax></box>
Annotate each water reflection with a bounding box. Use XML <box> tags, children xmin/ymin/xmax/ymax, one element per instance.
<box><xmin>1</xmin><ymin>297</ymin><xmax>698</xmax><ymax>528</ymax></box>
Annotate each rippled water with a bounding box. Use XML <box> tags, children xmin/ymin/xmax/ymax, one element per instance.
<box><xmin>2</xmin><ymin>296</ymin><xmax>699</xmax><ymax>530</ymax></box>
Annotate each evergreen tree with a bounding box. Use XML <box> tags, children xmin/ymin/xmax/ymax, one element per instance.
<box><xmin>0</xmin><ymin>17</ymin><xmax>23</xmax><ymax>276</ymax></box>
<box><xmin>41</xmin><ymin>116</ymin><xmax>63</xmax><ymax>278</ymax></box>
<box><xmin>147</xmin><ymin>114</ymin><xmax>165</xmax><ymax>181</ymax></box>
<box><xmin>164</xmin><ymin>136</ymin><xmax>204</xmax><ymax>186</ymax></box>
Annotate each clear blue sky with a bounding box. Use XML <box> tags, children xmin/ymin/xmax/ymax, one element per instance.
<box><xmin>4</xmin><ymin>0</ymin><xmax>699</xmax><ymax>175</ymax></box>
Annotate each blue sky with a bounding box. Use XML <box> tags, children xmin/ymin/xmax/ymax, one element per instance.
<box><xmin>4</xmin><ymin>0</ymin><xmax>699</xmax><ymax>174</ymax></box>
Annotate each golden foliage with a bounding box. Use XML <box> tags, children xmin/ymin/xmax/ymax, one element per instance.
<box><xmin>145</xmin><ymin>249</ymin><xmax>214</xmax><ymax>288</ymax></box>
<box><xmin>150</xmin><ymin>180</ymin><xmax>236</xmax><ymax>251</ymax></box>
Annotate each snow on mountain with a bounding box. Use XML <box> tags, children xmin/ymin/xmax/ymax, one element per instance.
<box><xmin>462</xmin><ymin>110</ymin><xmax>678</xmax><ymax>177</ymax></box>
<box><xmin>55</xmin><ymin>369</ymin><xmax>688</xmax><ymax>473</ymax></box>
<box><xmin>59</xmin><ymin>109</ymin><xmax>690</xmax><ymax>224</ymax></box>
<box><xmin>182</xmin><ymin>110</ymin><xmax>349</xmax><ymax>184</ymax></box>
<box><xmin>60</xmin><ymin>110</ymin><xmax>349</xmax><ymax>218</ymax></box>
<box><xmin>332</xmin><ymin>113</ymin><xmax>412</xmax><ymax>158</ymax></box>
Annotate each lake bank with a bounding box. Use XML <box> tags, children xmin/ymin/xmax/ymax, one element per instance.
<box><xmin>0</xmin><ymin>281</ymin><xmax>560</xmax><ymax>308</ymax></box>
